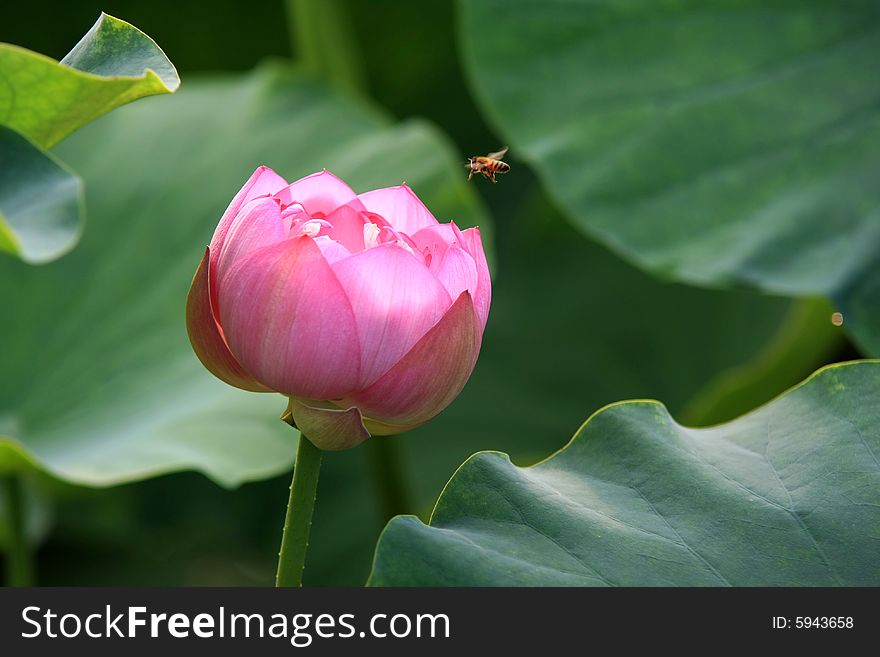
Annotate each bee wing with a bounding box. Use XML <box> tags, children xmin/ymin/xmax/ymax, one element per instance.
<box><xmin>487</xmin><ymin>147</ymin><xmax>508</xmax><ymax>160</ymax></box>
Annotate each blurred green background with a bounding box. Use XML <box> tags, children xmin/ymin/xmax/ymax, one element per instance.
<box><xmin>0</xmin><ymin>0</ymin><xmax>858</xmax><ymax>585</ymax></box>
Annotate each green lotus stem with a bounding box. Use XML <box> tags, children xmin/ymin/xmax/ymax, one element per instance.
<box><xmin>366</xmin><ymin>437</ymin><xmax>412</xmax><ymax>521</ymax></box>
<box><xmin>2</xmin><ymin>475</ymin><xmax>33</xmax><ymax>587</ymax></box>
<box><xmin>286</xmin><ymin>0</ymin><xmax>366</xmax><ymax>94</ymax></box>
<box><xmin>275</xmin><ymin>434</ymin><xmax>323</xmax><ymax>587</ymax></box>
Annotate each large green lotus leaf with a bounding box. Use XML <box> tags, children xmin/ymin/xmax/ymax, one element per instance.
<box><xmin>370</xmin><ymin>361</ymin><xmax>880</xmax><ymax>586</ymax></box>
<box><xmin>0</xmin><ymin>63</ymin><xmax>491</xmax><ymax>488</ymax></box>
<box><xmin>0</xmin><ymin>13</ymin><xmax>178</xmax><ymax>264</ymax></box>
<box><xmin>0</xmin><ymin>126</ymin><xmax>83</xmax><ymax>263</ymax></box>
<box><xmin>458</xmin><ymin>0</ymin><xmax>880</xmax><ymax>354</ymax></box>
<box><xmin>396</xmin><ymin>191</ymin><xmax>841</xmax><ymax>519</ymax></box>
<box><xmin>0</xmin><ymin>13</ymin><xmax>179</xmax><ymax>150</ymax></box>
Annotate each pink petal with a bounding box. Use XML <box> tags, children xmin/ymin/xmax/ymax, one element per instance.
<box><xmin>313</xmin><ymin>236</ymin><xmax>351</xmax><ymax>264</ymax></box>
<box><xmin>411</xmin><ymin>223</ymin><xmax>489</xmax><ymax>327</ymax></box>
<box><xmin>432</xmin><ymin>243</ymin><xmax>478</xmax><ymax>303</ymax></box>
<box><xmin>346</xmin><ymin>292</ymin><xmax>482</xmax><ymax>432</ymax></box>
<box><xmin>209</xmin><ymin>166</ymin><xmax>288</xmax><ymax>273</ymax></box>
<box><xmin>215</xmin><ymin>196</ymin><xmax>286</xmax><ymax>284</ymax></box>
<box><xmin>276</xmin><ymin>170</ymin><xmax>365</xmax><ymax>217</ymax></box>
<box><xmin>357</xmin><ymin>184</ymin><xmax>438</xmax><ymax>236</ymax></box>
<box><xmin>185</xmin><ymin>248</ymin><xmax>269</xmax><ymax>392</ymax></box>
<box><xmin>285</xmin><ymin>398</ymin><xmax>370</xmax><ymax>451</ymax></box>
<box><xmin>460</xmin><ymin>227</ymin><xmax>491</xmax><ymax>330</ymax></box>
<box><xmin>218</xmin><ymin>236</ymin><xmax>361</xmax><ymax>399</ymax></box>
<box><xmin>411</xmin><ymin>222</ymin><xmax>458</xmax><ymax>260</ymax></box>
<box><xmin>331</xmin><ymin>243</ymin><xmax>452</xmax><ymax>387</ymax></box>
<box><xmin>322</xmin><ymin>205</ymin><xmax>368</xmax><ymax>252</ymax></box>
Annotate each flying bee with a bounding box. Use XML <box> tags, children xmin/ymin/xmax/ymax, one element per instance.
<box><xmin>466</xmin><ymin>147</ymin><xmax>510</xmax><ymax>183</ymax></box>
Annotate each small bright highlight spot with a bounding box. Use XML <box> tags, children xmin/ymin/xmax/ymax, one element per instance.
<box><xmin>831</xmin><ymin>312</ymin><xmax>844</xmax><ymax>327</ymax></box>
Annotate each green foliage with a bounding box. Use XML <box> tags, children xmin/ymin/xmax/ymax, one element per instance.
<box><xmin>401</xmin><ymin>192</ymin><xmax>842</xmax><ymax>512</ymax></box>
<box><xmin>458</xmin><ymin>0</ymin><xmax>880</xmax><ymax>353</ymax></box>
<box><xmin>1</xmin><ymin>0</ymin><xmax>873</xmax><ymax>587</ymax></box>
<box><xmin>370</xmin><ymin>361</ymin><xmax>880</xmax><ymax>586</ymax></box>
<box><xmin>0</xmin><ymin>13</ymin><xmax>178</xmax><ymax>264</ymax></box>
<box><xmin>287</xmin><ymin>0</ymin><xmax>365</xmax><ymax>95</ymax></box>
<box><xmin>3</xmin><ymin>69</ymin><xmax>826</xmax><ymax>581</ymax></box>
<box><xmin>0</xmin><ymin>127</ymin><xmax>83</xmax><ymax>263</ymax></box>
<box><xmin>0</xmin><ymin>13</ymin><xmax>179</xmax><ymax>149</ymax></box>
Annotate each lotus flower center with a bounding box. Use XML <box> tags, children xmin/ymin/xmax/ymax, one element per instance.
<box><xmin>363</xmin><ymin>222</ymin><xmax>381</xmax><ymax>249</ymax></box>
<box><xmin>299</xmin><ymin>220</ymin><xmax>324</xmax><ymax>237</ymax></box>
<box><xmin>362</xmin><ymin>221</ymin><xmax>417</xmax><ymax>256</ymax></box>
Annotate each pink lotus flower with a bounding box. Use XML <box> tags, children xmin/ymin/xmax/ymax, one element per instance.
<box><xmin>186</xmin><ymin>167</ymin><xmax>490</xmax><ymax>450</ymax></box>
